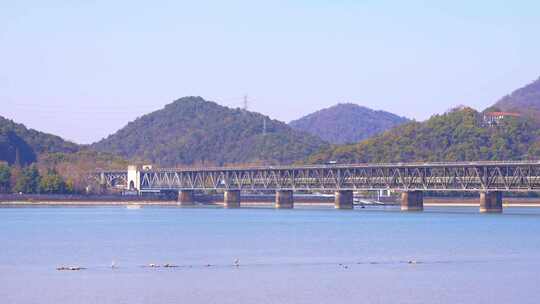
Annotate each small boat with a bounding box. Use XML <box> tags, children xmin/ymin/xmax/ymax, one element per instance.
<box><xmin>126</xmin><ymin>204</ymin><xmax>141</xmax><ymax>209</ymax></box>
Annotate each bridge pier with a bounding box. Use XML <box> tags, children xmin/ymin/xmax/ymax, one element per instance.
<box><xmin>177</xmin><ymin>190</ymin><xmax>195</xmax><ymax>206</ymax></box>
<box><xmin>401</xmin><ymin>191</ymin><xmax>424</xmax><ymax>211</ymax></box>
<box><xmin>334</xmin><ymin>190</ymin><xmax>353</xmax><ymax>209</ymax></box>
<box><xmin>224</xmin><ymin>190</ymin><xmax>241</xmax><ymax>208</ymax></box>
<box><xmin>275</xmin><ymin>190</ymin><xmax>294</xmax><ymax>209</ymax></box>
<box><xmin>480</xmin><ymin>191</ymin><xmax>502</xmax><ymax>213</ymax></box>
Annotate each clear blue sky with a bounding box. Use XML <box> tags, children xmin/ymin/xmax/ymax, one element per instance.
<box><xmin>1</xmin><ymin>0</ymin><xmax>539</xmax><ymax>143</ymax></box>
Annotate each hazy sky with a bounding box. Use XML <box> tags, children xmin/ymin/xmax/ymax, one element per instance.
<box><xmin>1</xmin><ymin>0</ymin><xmax>539</xmax><ymax>144</ymax></box>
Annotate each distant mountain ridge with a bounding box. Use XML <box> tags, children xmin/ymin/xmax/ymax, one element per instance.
<box><xmin>307</xmin><ymin>107</ymin><xmax>540</xmax><ymax>164</ymax></box>
<box><xmin>92</xmin><ymin>96</ymin><xmax>328</xmax><ymax>166</ymax></box>
<box><xmin>0</xmin><ymin>116</ymin><xmax>79</xmax><ymax>165</ymax></box>
<box><xmin>4</xmin><ymin>75</ymin><xmax>540</xmax><ymax>170</ymax></box>
<box><xmin>289</xmin><ymin>103</ymin><xmax>409</xmax><ymax>144</ymax></box>
<box><xmin>492</xmin><ymin>76</ymin><xmax>540</xmax><ymax>121</ymax></box>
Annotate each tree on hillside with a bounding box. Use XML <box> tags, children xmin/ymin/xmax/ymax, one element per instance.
<box><xmin>9</xmin><ymin>165</ymin><xmax>21</xmax><ymax>192</ymax></box>
<box><xmin>13</xmin><ymin>164</ymin><xmax>40</xmax><ymax>194</ymax></box>
<box><xmin>37</xmin><ymin>150</ymin><xmax>128</xmax><ymax>193</ymax></box>
<box><xmin>40</xmin><ymin>169</ymin><xmax>67</xmax><ymax>194</ymax></box>
<box><xmin>0</xmin><ymin>163</ymin><xmax>10</xmax><ymax>193</ymax></box>
<box><xmin>529</xmin><ymin>141</ymin><xmax>540</xmax><ymax>159</ymax></box>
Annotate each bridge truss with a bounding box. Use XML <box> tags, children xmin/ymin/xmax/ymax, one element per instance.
<box><xmin>96</xmin><ymin>161</ymin><xmax>540</xmax><ymax>192</ymax></box>
<box><xmin>97</xmin><ymin>171</ymin><xmax>128</xmax><ymax>188</ymax></box>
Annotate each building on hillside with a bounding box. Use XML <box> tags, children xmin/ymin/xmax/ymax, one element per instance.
<box><xmin>482</xmin><ymin>111</ymin><xmax>521</xmax><ymax>126</ymax></box>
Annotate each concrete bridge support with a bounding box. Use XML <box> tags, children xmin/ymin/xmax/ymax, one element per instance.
<box><xmin>224</xmin><ymin>190</ymin><xmax>241</xmax><ymax>208</ymax></box>
<box><xmin>178</xmin><ymin>190</ymin><xmax>195</xmax><ymax>206</ymax></box>
<box><xmin>334</xmin><ymin>190</ymin><xmax>354</xmax><ymax>209</ymax></box>
<box><xmin>401</xmin><ymin>191</ymin><xmax>424</xmax><ymax>211</ymax></box>
<box><xmin>275</xmin><ymin>190</ymin><xmax>294</xmax><ymax>209</ymax></box>
<box><xmin>480</xmin><ymin>191</ymin><xmax>503</xmax><ymax>213</ymax></box>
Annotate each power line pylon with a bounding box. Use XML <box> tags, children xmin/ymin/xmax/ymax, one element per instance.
<box><xmin>243</xmin><ymin>95</ymin><xmax>249</xmax><ymax>111</ymax></box>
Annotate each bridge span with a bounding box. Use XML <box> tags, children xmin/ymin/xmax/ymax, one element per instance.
<box><xmin>95</xmin><ymin>161</ymin><xmax>540</xmax><ymax>213</ymax></box>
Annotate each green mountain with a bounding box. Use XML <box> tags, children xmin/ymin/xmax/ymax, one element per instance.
<box><xmin>289</xmin><ymin>103</ymin><xmax>409</xmax><ymax>144</ymax></box>
<box><xmin>0</xmin><ymin>116</ymin><xmax>129</xmax><ymax>193</ymax></box>
<box><xmin>92</xmin><ymin>96</ymin><xmax>329</xmax><ymax>166</ymax></box>
<box><xmin>307</xmin><ymin>107</ymin><xmax>540</xmax><ymax>164</ymax></box>
<box><xmin>492</xmin><ymin>76</ymin><xmax>540</xmax><ymax>121</ymax></box>
<box><xmin>0</xmin><ymin>116</ymin><xmax>79</xmax><ymax>165</ymax></box>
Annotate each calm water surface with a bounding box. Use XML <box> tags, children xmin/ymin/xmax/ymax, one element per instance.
<box><xmin>1</xmin><ymin>205</ymin><xmax>540</xmax><ymax>304</ymax></box>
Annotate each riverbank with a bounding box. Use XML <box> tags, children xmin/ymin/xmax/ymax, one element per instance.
<box><xmin>2</xmin><ymin>197</ymin><xmax>540</xmax><ymax>207</ymax></box>
<box><xmin>1</xmin><ymin>193</ymin><xmax>540</xmax><ymax>207</ymax></box>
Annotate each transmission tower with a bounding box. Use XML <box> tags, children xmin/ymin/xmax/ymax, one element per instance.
<box><xmin>243</xmin><ymin>95</ymin><xmax>249</xmax><ymax>111</ymax></box>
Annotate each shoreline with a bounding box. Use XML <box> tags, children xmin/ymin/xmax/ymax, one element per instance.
<box><xmin>2</xmin><ymin>199</ymin><xmax>540</xmax><ymax>208</ymax></box>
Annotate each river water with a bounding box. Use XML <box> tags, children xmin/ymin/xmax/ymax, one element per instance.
<box><xmin>1</xmin><ymin>205</ymin><xmax>539</xmax><ymax>304</ymax></box>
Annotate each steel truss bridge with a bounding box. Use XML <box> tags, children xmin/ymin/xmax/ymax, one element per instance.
<box><xmin>96</xmin><ymin>161</ymin><xmax>540</xmax><ymax>192</ymax></box>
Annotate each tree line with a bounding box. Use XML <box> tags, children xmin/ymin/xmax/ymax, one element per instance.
<box><xmin>0</xmin><ymin>163</ymin><xmax>74</xmax><ymax>194</ymax></box>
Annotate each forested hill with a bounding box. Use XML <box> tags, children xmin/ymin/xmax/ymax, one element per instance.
<box><xmin>289</xmin><ymin>103</ymin><xmax>409</xmax><ymax>144</ymax></box>
<box><xmin>307</xmin><ymin>107</ymin><xmax>540</xmax><ymax>164</ymax></box>
<box><xmin>0</xmin><ymin>116</ymin><xmax>79</xmax><ymax>165</ymax></box>
<box><xmin>92</xmin><ymin>96</ymin><xmax>329</xmax><ymax>166</ymax></box>
<box><xmin>492</xmin><ymin>76</ymin><xmax>540</xmax><ymax>121</ymax></box>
